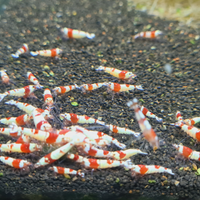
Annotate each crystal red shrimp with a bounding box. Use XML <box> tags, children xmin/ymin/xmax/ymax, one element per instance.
<box><xmin>184</xmin><ymin>117</ymin><xmax>200</xmax><ymax>126</ymax></box>
<box><xmin>53</xmin><ymin>84</ymin><xmax>78</xmax><ymax>95</ymax></box>
<box><xmin>43</xmin><ymin>88</ymin><xmax>54</xmax><ymax>107</ymax></box>
<box><xmin>27</xmin><ymin>72</ymin><xmax>43</xmax><ymax>89</ymax></box>
<box><xmin>15</xmin><ymin>135</ymin><xmax>30</xmax><ymax>144</ymax></box>
<box><xmin>105</xmin><ymin>82</ymin><xmax>143</xmax><ymax>93</ymax></box>
<box><xmin>176</xmin><ymin>111</ymin><xmax>183</xmax><ymax>121</ymax></box>
<box><xmin>11</xmin><ymin>43</ymin><xmax>29</xmax><ymax>58</ymax></box>
<box><xmin>34</xmin><ymin>140</ymin><xmax>75</xmax><ymax>168</ymax></box>
<box><xmin>60</xmin><ymin>27</ymin><xmax>95</xmax><ymax>39</ymax></box>
<box><xmin>0</xmin><ymin>114</ymin><xmax>32</xmax><ymax>126</ymax></box>
<box><xmin>141</xmin><ymin>106</ymin><xmax>163</xmax><ymax>122</ymax></box>
<box><xmin>30</xmin><ymin>48</ymin><xmax>62</xmax><ymax>58</ymax></box>
<box><xmin>67</xmin><ymin>153</ymin><xmax>131</xmax><ymax>169</ymax></box>
<box><xmin>0</xmin><ymin>70</ymin><xmax>10</xmax><ymax>84</ymax></box>
<box><xmin>106</xmin><ymin>124</ymin><xmax>141</xmax><ymax>137</ymax></box>
<box><xmin>5</xmin><ymin>100</ymin><xmax>52</xmax><ymax>119</ymax></box>
<box><xmin>0</xmin><ymin>143</ymin><xmax>42</xmax><ymax>153</ymax></box>
<box><xmin>15</xmin><ymin>126</ymin><xmax>68</xmax><ymax>144</ymax></box>
<box><xmin>134</xmin><ymin>30</ymin><xmax>162</xmax><ymax>39</ymax></box>
<box><xmin>60</xmin><ymin>113</ymin><xmax>105</xmax><ymax>126</ymax></box>
<box><xmin>32</xmin><ymin>109</ymin><xmax>52</xmax><ymax>131</ymax></box>
<box><xmin>79</xmin><ymin>83</ymin><xmax>105</xmax><ymax>93</ymax></box>
<box><xmin>125</xmin><ymin>164</ymin><xmax>174</xmax><ymax>175</ymax></box>
<box><xmin>0</xmin><ymin>156</ymin><xmax>32</xmax><ymax>169</ymax></box>
<box><xmin>71</xmin><ymin>126</ymin><xmax>126</xmax><ymax>149</ymax></box>
<box><xmin>173</xmin><ymin>121</ymin><xmax>200</xmax><ymax>142</ymax></box>
<box><xmin>173</xmin><ymin>144</ymin><xmax>200</xmax><ymax>161</ymax></box>
<box><xmin>96</xmin><ymin>66</ymin><xmax>137</xmax><ymax>82</ymax></box>
<box><xmin>79</xmin><ymin>142</ymin><xmax>147</xmax><ymax>160</ymax></box>
<box><xmin>49</xmin><ymin>166</ymin><xmax>84</xmax><ymax>177</ymax></box>
<box><xmin>177</xmin><ymin>111</ymin><xmax>200</xmax><ymax>125</ymax></box>
<box><xmin>127</xmin><ymin>98</ymin><xmax>159</xmax><ymax>149</ymax></box>
<box><xmin>0</xmin><ymin>85</ymin><xmax>37</xmax><ymax>102</ymax></box>
<box><xmin>0</xmin><ymin>126</ymin><xmax>21</xmax><ymax>137</ymax></box>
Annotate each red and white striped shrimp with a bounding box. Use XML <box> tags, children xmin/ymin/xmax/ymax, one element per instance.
<box><xmin>27</xmin><ymin>72</ymin><xmax>43</xmax><ymax>89</ymax></box>
<box><xmin>30</xmin><ymin>48</ymin><xmax>62</xmax><ymax>58</ymax></box>
<box><xmin>105</xmin><ymin>82</ymin><xmax>143</xmax><ymax>92</ymax></box>
<box><xmin>176</xmin><ymin>111</ymin><xmax>183</xmax><ymax>121</ymax></box>
<box><xmin>60</xmin><ymin>27</ymin><xmax>95</xmax><ymax>39</ymax></box>
<box><xmin>43</xmin><ymin>88</ymin><xmax>53</xmax><ymax>107</ymax></box>
<box><xmin>67</xmin><ymin>153</ymin><xmax>131</xmax><ymax>169</ymax></box>
<box><xmin>184</xmin><ymin>117</ymin><xmax>200</xmax><ymax>126</ymax></box>
<box><xmin>70</xmin><ymin>126</ymin><xmax>125</xmax><ymax>148</ymax></box>
<box><xmin>0</xmin><ymin>156</ymin><xmax>32</xmax><ymax>169</ymax></box>
<box><xmin>34</xmin><ymin>141</ymin><xmax>75</xmax><ymax>168</ymax></box>
<box><xmin>0</xmin><ymin>143</ymin><xmax>42</xmax><ymax>153</ymax></box>
<box><xmin>79</xmin><ymin>83</ymin><xmax>105</xmax><ymax>93</ymax></box>
<box><xmin>0</xmin><ymin>114</ymin><xmax>31</xmax><ymax>126</ymax></box>
<box><xmin>11</xmin><ymin>43</ymin><xmax>29</xmax><ymax>58</ymax></box>
<box><xmin>60</xmin><ymin>113</ymin><xmax>105</xmax><ymax>126</ymax></box>
<box><xmin>0</xmin><ymin>70</ymin><xmax>10</xmax><ymax>84</ymax></box>
<box><xmin>141</xmin><ymin>106</ymin><xmax>163</xmax><ymax>122</ymax></box>
<box><xmin>53</xmin><ymin>84</ymin><xmax>78</xmax><ymax>95</ymax></box>
<box><xmin>134</xmin><ymin>30</ymin><xmax>162</xmax><ymax>39</ymax></box>
<box><xmin>0</xmin><ymin>85</ymin><xmax>37</xmax><ymax>102</ymax></box>
<box><xmin>173</xmin><ymin>144</ymin><xmax>200</xmax><ymax>161</ymax></box>
<box><xmin>127</xmin><ymin>98</ymin><xmax>159</xmax><ymax>149</ymax></box>
<box><xmin>173</xmin><ymin>121</ymin><xmax>200</xmax><ymax>142</ymax></box>
<box><xmin>106</xmin><ymin>124</ymin><xmax>141</xmax><ymax>137</ymax></box>
<box><xmin>96</xmin><ymin>66</ymin><xmax>137</xmax><ymax>82</ymax></box>
<box><xmin>80</xmin><ymin>142</ymin><xmax>147</xmax><ymax>160</ymax></box>
<box><xmin>0</xmin><ymin>126</ymin><xmax>21</xmax><ymax>137</ymax></box>
<box><xmin>49</xmin><ymin>166</ymin><xmax>84</xmax><ymax>177</ymax></box>
<box><xmin>15</xmin><ymin>135</ymin><xmax>30</xmax><ymax>144</ymax></box>
<box><xmin>17</xmin><ymin>127</ymin><xmax>68</xmax><ymax>144</ymax></box>
<box><xmin>32</xmin><ymin>109</ymin><xmax>52</xmax><ymax>131</ymax></box>
<box><xmin>5</xmin><ymin>100</ymin><xmax>51</xmax><ymax>119</ymax></box>
<box><xmin>125</xmin><ymin>164</ymin><xmax>174</xmax><ymax>175</ymax></box>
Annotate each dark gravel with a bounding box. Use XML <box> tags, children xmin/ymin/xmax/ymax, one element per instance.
<box><xmin>0</xmin><ymin>0</ymin><xmax>200</xmax><ymax>199</ymax></box>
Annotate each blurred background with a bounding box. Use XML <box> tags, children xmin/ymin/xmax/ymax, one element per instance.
<box><xmin>129</xmin><ymin>0</ymin><xmax>200</xmax><ymax>28</ymax></box>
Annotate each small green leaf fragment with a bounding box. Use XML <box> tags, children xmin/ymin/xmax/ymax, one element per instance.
<box><xmin>190</xmin><ymin>39</ymin><xmax>195</xmax><ymax>45</ymax></box>
<box><xmin>71</xmin><ymin>102</ymin><xmax>79</xmax><ymax>106</ymax></box>
<box><xmin>148</xmin><ymin>180</ymin><xmax>156</xmax><ymax>183</ymax></box>
<box><xmin>179</xmin><ymin>167</ymin><xmax>183</xmax><ymax>171</ymax></box>
<box><xmin>196</xmin><ymin>168</ymin><xmax>200</xmax><ymax>175</ymax></box>
<box><xmin>0</xmin><ymin>172</ymin><xmax>3</xmax><ymax>176</ymax></box>
<box><xmin>139</xmin><ymin>99</ymin><xmax>145</xmax><ymax>103</ymax></box>
<box><xmin>116</xmin><ymin>178</ymin><xmax>120</xmax><ymax>183</ymax></box>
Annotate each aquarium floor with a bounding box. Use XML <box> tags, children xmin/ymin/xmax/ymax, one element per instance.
<box><xmin>0</xmin><ymin>0</ymin><xmax>200</xmax><ymax>200</ymax></box>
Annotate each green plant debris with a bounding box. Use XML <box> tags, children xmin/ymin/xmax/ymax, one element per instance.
<box><xmin>0</xmin><ymin>172</ymin><xmax>3</xmax><ymax>176</ymax></box>
<box><xmin>116</xmin><ymin>59</ymin><xmax>122</xmax><ymax>64</ymax></box>
<box><xmin>161</xmin><ymin>94</ymin><xmax>165</xmax><ymax>97</ymax></box>
<box><xmin>179</xmin><ymin>167</ymin><xmax>183</xmax><ymax>171</ymax></box>
<box><xmin>139</xmin><ymin>99</ymin><xmax>145</xmax><ymax>103</ymax></box>
<box><xmin>44</xmin><ymin>65</ymin><xmax>50</xmax><ymax>70</ymax></box>
<box><xmin>190</xmin><ymin>39</ymin><xmax>195</xmax><ymax>45</ymax></box>
<box><xmin>97</xmin><ymin>51</ymin><xmax>103</xmax><ymax>57</ymax></box>
<box><xmin>42</xmin><ymin>71</ymin><xmax>50</xmax><ymax>77</ymax></box>
<box><xmin>115</xmin><ymin>178</ymin><xmax>120</xmax><ymax>183</ymax></box>
<box><xmin>71</xmin><ymin>102</ymin><xmax>79</xmax><ymax>106</ymax></box>
<box><xmin>148</xmin><ymin>180</ymin><xmax>156</xmax><ymax>183</ymax></box>
<box><xmin>64</xmin><ymin>174</ymin><xmax>71</xmax><ymax>179</ymax></box>
<box><xmin>195</xmin><ymin>168</ymin><xmax>200</xmax><ymax>176</ymax></box>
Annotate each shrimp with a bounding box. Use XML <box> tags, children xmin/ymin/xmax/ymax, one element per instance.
<box><xmin>60</xmin><ymin>27</ymin><xmax>95</xmax><ymax>39</ymax></box>
<box><xmin>96</xmin><ymin>66</ymin><xmax>136</xmax><ymax>82</ymax></box>
<box><xmin>127</xmin><ymin>98</ymin><xmax>159</xmax><ymax>149</ymax></box>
